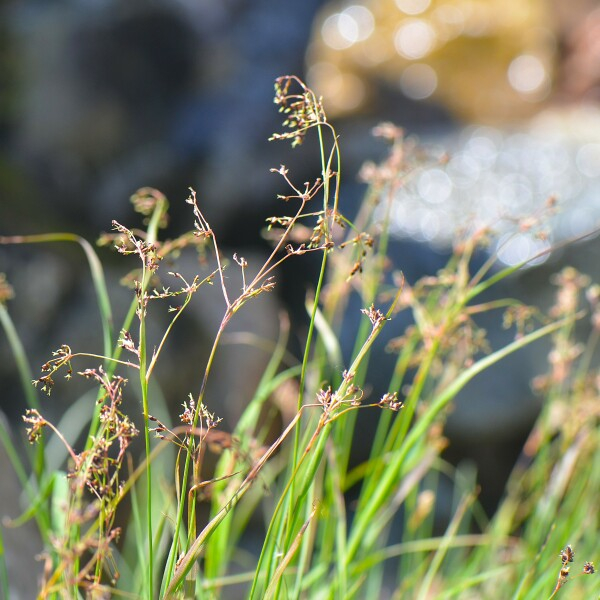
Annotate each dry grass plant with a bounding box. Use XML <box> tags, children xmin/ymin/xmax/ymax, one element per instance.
<box><xmin>0</xmin><ymin>76</ymin><xmax>598</xmax><ymax>599</ymax></box>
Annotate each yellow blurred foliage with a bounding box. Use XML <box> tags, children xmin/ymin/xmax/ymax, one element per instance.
<box><xmin>306</xmin><ymin>0</ymin><xmax>556</xmax><ymax>123</ymax></box>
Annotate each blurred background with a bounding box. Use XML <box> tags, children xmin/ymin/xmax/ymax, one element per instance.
<box><xmin>2</xmin><ymin>0</ymin><xmax>600</xmax><ymax>593</ymax></box>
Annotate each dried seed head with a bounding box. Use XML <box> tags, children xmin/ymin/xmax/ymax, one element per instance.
<box><xmin>270</xmin><ymin>76</ymin><xmax>326</xmax><ymax>148</ymax></box>
<box><xmin>583</xmin><ymin>562</ymin><xmax>595</xmax><ymax>575</ymax></box>
<box><xmin>316</xmin><ymin>386</ymin><xmax>334</xmax><ymax>410</ymax></box>
<box><xmin>130</xmin><ymin>187</ymin><xmax>168</xmax><ymax>228</ymax></box>
<box><xmin>0</xmin><ymin>273</ymin><xmax>14</xmax><ymax>305</ymax></box>
<box><xmin>233</xmin><ymin>253</ymin><xmax>247</xmax><ymax>268</ymax></box>
<box><xmin>180</xmin><ymin>396</ymin><xmax>196</xmax><ymax>425</ymax></box>
<box><xmin>372</xmin><ymin>122</ymin><xmax>404</xmax><ymax>142</ymax></box>
<box><xmin>560</xmin><ymin>545</ymin><xmax>575</xmax><ymax>564</ymax></box>
<box><xmin>379</xmin><ymin>392</ymin><xmax>404</xmax><ymax>412</ymax></box>
<box><xmin>345</xmin><ymin>385</ymin><xmax>364</xmax><ymax>406</ymax></box>
<box><xmin>22</xmin><ymin>409</ymin><xmax>47</xmax><ymax>443</ymax></box>
<box><xmin>550</xmin><ymin>267</ymin><xmax>590</xmax><ymax>317</ymax></box>
<box><xmin>361</xmin><ymin>304</ymin><xmax>389</xmax><ymax>328</ymax></box>
<box><xmin>342</xmin><ymin>370</ymin><xmax>355</xmax><ymax>383</ymax></box>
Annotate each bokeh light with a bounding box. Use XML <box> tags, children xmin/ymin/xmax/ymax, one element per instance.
<box><xmin>321</xmin><ymin>5</ymin><xmax>375</xmax><ymax>50</ymax></box>
<box><xmin>308</xmin><ymin>0</ymin><xmax>554</xmax><ymax>122</ymax></box>
<box><xmin>376</xmin><ymin>121</ymin><xmax>600</xmax><ymax>263</ymax></box>
<box><xmin>394</xmin><ymin>19</ymin><xmax>435</xmax><ymax>59</ymax></box>
<box><xmin>399</xmin><ymin>63</ymin><xmax>438</xmax><ymax>99</ymax></box>
<box><xmin>395</xmin><ymin>0</ymin><xmax>431</xmax><ymax>16</ymax></box>
<box><xmin>507</xmin><ymin>54</ymin><xmax>549</xmax><ymax>97</ymax></box>
<box><xmin>576</xmin><ymin>143</ymin><xmax>600</xmax><ymax>178</ymax></box>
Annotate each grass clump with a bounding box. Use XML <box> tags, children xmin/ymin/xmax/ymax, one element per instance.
<box><xmin>0</xmin><ymin>75</ymin><xmax>599</xmax><ymax>599</ymax></box>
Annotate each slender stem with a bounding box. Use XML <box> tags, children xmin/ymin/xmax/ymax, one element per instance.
<box><xmin>249</xmin><ymin>199</ymin><xmax>308</xmax><ymax>287</ymax></box>
<box><xmin>138</xmin><ymin>284</ymin><xmax>153</xmax><ymax>598</ymax></box>
<box><xmin>134</xmin><ymin>199</ymin><xmax>167</xmax><ymax>598</ymax></box>
<box><xmin>162</xmin><ymin>311</ymin><xmax>231</xmax><ymax>589</ymax></box>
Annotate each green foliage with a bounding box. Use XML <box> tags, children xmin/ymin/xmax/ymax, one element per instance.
<box><xmin>0</xmin><ymin>76</ymin><xmax>598</xmax><ymax>599</ymax></box>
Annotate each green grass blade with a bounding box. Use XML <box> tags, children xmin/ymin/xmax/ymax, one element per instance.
<box><xmin>347</xmin><ymin>313</ymin><xmax>579</xmax><ymax>564</ymax></box>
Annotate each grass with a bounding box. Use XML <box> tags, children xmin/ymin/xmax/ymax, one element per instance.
<box><xmin>0</xmin><ymin>75</ymin><xmax>599</xmax><ymax>599</ymax></box>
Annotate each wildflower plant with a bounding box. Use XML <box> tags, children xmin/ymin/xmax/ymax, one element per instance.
<box><xmin>0</xmin><ymin>76</ymin><xmax>598</xmax><ymax>598</ymax></box>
